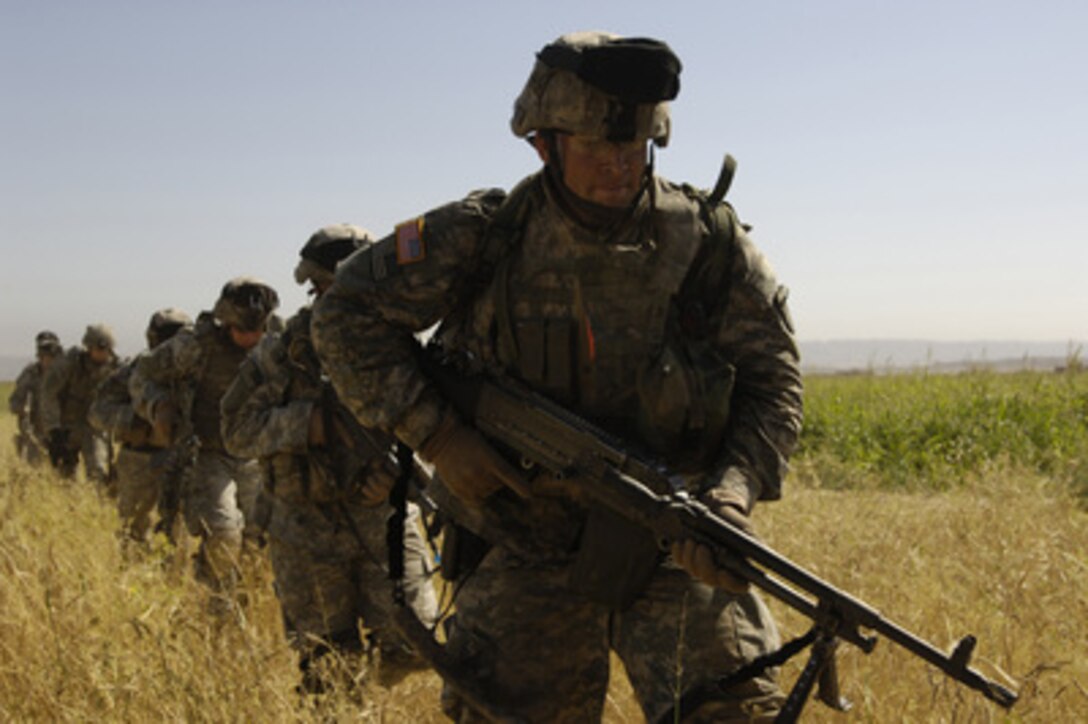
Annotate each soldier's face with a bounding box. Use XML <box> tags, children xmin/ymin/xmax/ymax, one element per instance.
<box><xmin>539</xmin><ymin>134</ymin><xmax>648</xmax><ymax>208</ymax></box>
<box><xmin>87</xmin><ymin>347</ymin><xmax>111</xmax><ymax>364</ymax></box>
<box><xmin>229</xmin><ymin>327</ymin><xmax>263</xmax><ymax>350</ymax></box>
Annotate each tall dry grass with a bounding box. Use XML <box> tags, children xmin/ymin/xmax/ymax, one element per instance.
<box><xmin>0</xmin><ymin>394</ymin><xmax>446</xmax><ymax>723</ymax></box>
<box><xmin>1</xmin><ymin>376</ymin><xmax>1085</xmax><ymax>721</ymax></box>
<box><xmin>761</xmin><ymin>464</ymin><xmax>1086</xmax><ymax>722</ymax></box>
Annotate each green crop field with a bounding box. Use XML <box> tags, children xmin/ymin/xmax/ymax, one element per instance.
<box><xmin>798</xmin><ymin>370</ymin><xmax>1088</xmax><ymax>495</ymax></box>
<box><xmin>1</xmin><ymin>372</ymin><xmax>1085</xmax><ymax>721</ymax></box>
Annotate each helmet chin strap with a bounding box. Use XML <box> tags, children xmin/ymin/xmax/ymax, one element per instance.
<box><xmin>646</xmin><ymin>143</ymin><xmax>656</xmax><ymax>209</ymax></box>
<box><xmin>539</xmin><ymin>131</ymin><xmax>565</xmax><ymax>184</ymax></box>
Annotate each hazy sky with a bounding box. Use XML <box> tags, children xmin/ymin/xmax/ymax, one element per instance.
<box><xmin>2</xmin><ymin>1</ymin><xmax>1086</xmax><ymax>358</ymax></box>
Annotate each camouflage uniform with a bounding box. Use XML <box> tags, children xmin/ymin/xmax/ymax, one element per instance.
<box><xmin>9</xmin><ymin>332</ymin><xmax>61</xmax><ymax>465</ymax></box>
<box><xmin>313</xmin><ymin>32</ymin><xmax>802</xmax><ymax>723</ymax></box>
<box><xmin>40</xmin><ymin>328</ymin><xmax>119</xmax><ymax>482</ymax></box>
<box><xmin>9</xmin><ymin>363</ymin><xmax>50</xmax><ymax>465</ymax></box>
<box><xmin>90</xmin><ymin>309</ymin><xmax>192</xmax><ymax>543</ymax></box>
<box><xmin>90</xmin><ymin>359</ymin><xmax>159</xmax><ymax>539</ymax></box>
<box><xmin>129</xmin><ymin>311</ymin><xmax>265</xmax><ymax>592</ymax></box>
<box><xmin>222</xmin><ymin>305</ymin><xmax>438</xmax><ymax>687</ymax></box>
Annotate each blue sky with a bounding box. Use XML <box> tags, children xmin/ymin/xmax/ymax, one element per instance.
<box><xmin>2</xmin><ymin>1</ymin><xmax>1086</xmax><ymax>358</ymax></box>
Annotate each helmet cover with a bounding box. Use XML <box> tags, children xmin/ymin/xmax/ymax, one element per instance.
<box><xmin>511</xmin><ymin>31</ymin><xmax>681</xmax><ymax>146</ymax></box>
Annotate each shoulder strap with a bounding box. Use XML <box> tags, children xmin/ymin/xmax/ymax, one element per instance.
<box><xmin>677</xmin><ymin>187</ymin><xmax>738</xmax><ymax>341</ymax></box>
<box><xmin>478</xmin><ymin>175</ymin><xmax>540</xmax><ymax>365</ymax></box>
<box><xmin>707</xmin><ymin>153</ymin><xmax>737</xmax><ymax>207</ymax></box>
<box><xmin>478</xmin><ymin>174</ymin><xmax>539</xmax><ymax>269</ymax></box>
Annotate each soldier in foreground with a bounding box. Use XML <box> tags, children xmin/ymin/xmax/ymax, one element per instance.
<box><xmin>40</xmin><ymin>324</ymin><xmax>120</xmax><ymax>484</ymax></box>
<box><xmin>9</xmin><ymin>331</ymin><xmax>64</xmax><ymax>465</ymax></box>
<box><xmin>90</xmin><ymin>308</ymin><xmax>193</xmax><ymax>544</ymax></box>
<box><xmin>313</xmin><ymin>32</ymin><xmax>802</xmax><ymax>722</ymax></box>
<box><xmin>129</xmin><ymin>279</ymin><xmax>278</xmax><ymax>606</ymax></box>
<box><xmin>222</xmin><ymin>225</ymin><xmax>437</xmax><ymax>694</ymax></box>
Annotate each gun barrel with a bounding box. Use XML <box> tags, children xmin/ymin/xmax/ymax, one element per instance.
<box><xmin>875</xmin><ymin>624</ymin><xmax>1018</xmax><ymax>708</ymax></box>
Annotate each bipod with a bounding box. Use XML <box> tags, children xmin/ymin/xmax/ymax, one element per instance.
<box><xmin>776</xmin><ymin>626</ymin><xmax>851</xmax><ymax>723</ymax></box>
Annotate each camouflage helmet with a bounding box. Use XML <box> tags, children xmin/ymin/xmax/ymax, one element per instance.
<box><xmin>294</xmin><ymin>224</ymin><xmax>372</xmax><ymax>288</ymax></box>
<box><xmin>212</xmin><ymin>277</ymin><xmax>280</xmax><ymax>332</ymax></box>
<box><xmin>511</xmin><ymin>31</ymin><xmax>681</xmax><ymax>147</ymax></box>
<box><xmin>35</xmin><ymin>330</ymin><xmax>62</xmax><ymax>357</ymax></box>
<box><xmin>145</xmin><ymin>307</ymin><xmax>193</xmax><ymax>349</ymax></box>
<box><xmin>82</xmin><ymin>323</ymin><xmax>116</xmax><ymax>351</ymax></box>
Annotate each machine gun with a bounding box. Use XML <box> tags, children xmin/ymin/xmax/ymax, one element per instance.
<box><xmin>415</xmin><ymin>352</ymin><xmax>1019</xmax><ymax>721</ymax></box>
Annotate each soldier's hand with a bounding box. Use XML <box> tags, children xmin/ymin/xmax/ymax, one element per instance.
<box><xmin>357</xmin><ymin>455</ymin><xmax>397</xmax><ymax>507</ymax></box>
<box><xmin>150</xmin><ymin>400</ymin><xmax>177</xmax><ymax>447</ymax></box>
<box><xmin>418</xmin><ymin>410</ymin><xmax>529</xmax><ymax>504</ymax></box>
<box><xmin>671</xmin><ymin>494</ymin><xmax>753</xmax><ymax>594</ymax></box>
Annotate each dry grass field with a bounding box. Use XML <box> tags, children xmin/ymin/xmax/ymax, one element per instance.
<box><xmin>1</xmin><ymin>375</ymin><xmax>1085</xmax><ymax>722</ymax></box>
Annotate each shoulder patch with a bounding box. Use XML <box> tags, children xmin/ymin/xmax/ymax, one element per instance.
<box><xmin>395</xmin><ymin>217</ymin><xmax>426</xmax><ymax>265</ymax></box>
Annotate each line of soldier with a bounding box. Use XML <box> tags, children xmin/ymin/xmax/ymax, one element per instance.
<box><xmin>9</xmin><ymin>30</ymin><xmax>806</xmax><ymax>722</ymax></box>
<box><xmin>7</xmin><ymin>234</ymin><xmax>438</xmax><ymax>694</ymax></box>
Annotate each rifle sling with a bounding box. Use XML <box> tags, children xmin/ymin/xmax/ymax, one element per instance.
<box><xmin>386</xmin><ymin>442</ymin><xmax>413</xmax><ymax>606</ymax></box>
<box><xmin>653</xmin><ymin>626</ymin><xmax>819</xmax><ymax>724</ymax></box>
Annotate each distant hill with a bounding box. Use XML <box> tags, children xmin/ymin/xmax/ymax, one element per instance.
<box><xmin>3</xmin><ymin>340</ymin><xmax>1084</xmax><ymax>383</ymax></box>
<box><xmin>800</xmin><ymin>340</ymin><xmax>1084</xmax><ymax>375</ymax></box>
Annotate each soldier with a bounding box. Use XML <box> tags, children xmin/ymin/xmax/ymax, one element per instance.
<box><xmin>222</xmin><ymin>225</ymin><xmax>438</xmax><ymax>694</ymax></box>
<box><xmin>41</xmin><ymin>324</ymin><xmax>120</xmax><ymax>483</ymax></box>
<box><xmin>90</xmin><ymin>308</ymin><xmax>193</xmax><ymax>544</ymax></box>
<box><xmin>313</xmin><ymin>32</ymin><xmax>802</xmax><ymax>723</ymax></box>
<box><xmin>9</xmin><ymin>331</ymin><xmax>64</xmax><ymax>465</ymax></box>
<box><xmin>129</xmin><ymin>278</ymin><xmax>279</xmax><ymax>605</ymax></box>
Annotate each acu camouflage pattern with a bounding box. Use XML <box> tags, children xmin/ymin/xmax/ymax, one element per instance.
<box><xmin>40</xmin><ymin>345</ymin><xmax>119</xmax><ymax>481</ymax></box>
<box><xmin>90</xmin><ymin>356</ymin><xmax>162</xmax><ymax>541</ymax></box>
<box><xmin>510</xmin><ymin>31</ymin><xmax>674</xmax><ymax>146</ymax></box>
<box><xmin>220</xmin><ymin>307</ymin><xmax>437</xmax><ymax>670</ymax></box>
<box><xmin>312</xmin><ymin>169</ymin><xmax>802</xmax><ymax>721</ymax></box>
<box><xmin>445</xmin><ymin>549</ymin><xmax>783</xmax><ymax>723</ymax></box>
<box><xmin>91</xmin><ymin>357</ymin><xmax>155</xmax><ymax>448</ymax></box>
<box><xmin>9</xmin><ymin>360</ymin><xmax>50</xmax><ymax>463</ymax></box>
<box><xmin>129</xmin><ymin>313</ymin><xmax>261</xmax><ymax>593</ymax></box>
<box><xmin>314</xmin><ymin>172</ymin><xmax>802</xmax><ymax>505</ymax></box>
<box><xmin>221</xmin><ymin>308</ymin><xmax>369</xmax><ymax>504</ymax></box>
<box><xmin>41</xmin><ymin>346</ymin><xmax>119</xmax><ymax>437</ymax></box>
<box><xmin>81</xmin><ymin>323</ymin><xmax>116</xmax><ymax>351</ymax></box>
<box><xmin>129</xmin><ymin>314</ymin><xmax>249</xmax><ymax>453</ymax></box>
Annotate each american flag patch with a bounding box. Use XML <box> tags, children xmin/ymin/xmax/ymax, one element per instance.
<box><xmin>395</xmin><ymin>218</ymin><xmax>426</xmax><ymax>265</ymax></box>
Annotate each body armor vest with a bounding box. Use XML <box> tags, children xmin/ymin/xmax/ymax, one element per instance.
<box><xmin>271</xmin><ymin>309</ymin><xmax>390</xmax><ymax>504</ymax></box>
<box><xmin>265</xmin><ymin>309</ymin><xmax>325</xmax><ymax>502</ymax></box>
<box><xmin>446</xmin><ymin>175</ymin><xmax>707</xmax><ymax>451</ymax></box>
<box><xmin>191</xmin><ymin>326</ymin><xmax>248</xmax><ymax>451</ymax></box>
<box><xmin>97</xmin><ymin>362</ymin><xmax>153</xmax><ymax>447</ymax></box>
<box><xmin>60</xmin><ymin>350</ymin><xmax>116</xmax><ymax>434</ymax></box>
